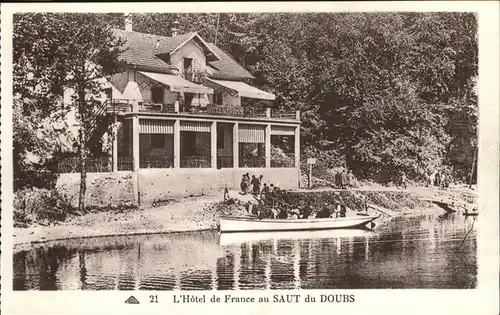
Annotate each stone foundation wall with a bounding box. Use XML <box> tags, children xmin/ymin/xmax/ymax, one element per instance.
<box><xmin>56</xmin><ymin>168</ymin><xmax>300</xmax><ymax>207</ymax></box>
<box><xmin>56</xmin><ymin>172</ymin><xmax>135</xmax><ymax>207</ymax></box>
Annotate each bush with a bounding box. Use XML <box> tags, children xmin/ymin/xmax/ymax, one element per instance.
<box><xmin>14</xmin><ymin>188</ymin><xmax>73</xmax><ymax>226</ymax></box>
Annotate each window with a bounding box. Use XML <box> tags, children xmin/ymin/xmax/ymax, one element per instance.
<box><xmin>152</xmin><ymin>86</ymin><xmax>164</xmax><ymax>104</ymax></box>
<box><xmin>104</xmin><ymin>88</ymin><xmax>112</xmax><ymax>99</ymax></box>
<box><xmin>217</xmin><ymin>128</ymin><xmax>225</xmax><ymax>150</ymax></box>
<box><xmin>214</xmin><ymin>92</ymin><xmax>223</xmax><ymax>105</ymax></box>
<box><xmin>184</xmin><ymin>57</ymin><xmax>193</xmax><ymax>71</ymax></box>
<box><xmin>151</xmin><ymin>134</ymin><xmax>166</xmax><ymax>149</ymax></box>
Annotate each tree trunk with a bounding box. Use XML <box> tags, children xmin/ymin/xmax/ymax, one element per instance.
<box><xmin>78</xmin><ymin>90</ymin><xmax>87</xmax><ymax>211</ymax></box>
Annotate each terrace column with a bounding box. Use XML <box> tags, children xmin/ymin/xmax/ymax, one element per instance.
<box><xmin>265</xmin><ymin>124</ymin><xmax>271</xmax><ymax>168</ymax></box>
<box><xmin>132</xmin><ymin>115</ymin><xmax>140</xmax><ymax>171</ymax></box>
<box><xmin>233</xmin><ymin>122</ymin><xmax>239</xmax><ymax>168</ymax></box>
<box><xmin>295</xmin><ymin>125</ymin><xmax>301</xmax><ymax>188</ymax></box>
<box><xmin>173</xmin><ymin>119</ymin><xmax>180</xmax><ymax>168</ymax></box>
<box><xmin>112</xmin><ymin>116</ymin><xmax>118</xmax><ymax>172</ymax></box>
<box><xmin>132</xmin><ymin>115</ymin><xmax>140</xmax><ymax>205</ymax></box>
<box><xmin>211</xmin><ymin>121</ymin><xmax>217</xmax><ymax>168</ymax></box>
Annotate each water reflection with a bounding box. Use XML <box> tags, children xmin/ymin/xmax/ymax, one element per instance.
<box><xmin>13</xmin><ymin>213</ymin><xmax>477</xmax><ymax>290</ymax></box>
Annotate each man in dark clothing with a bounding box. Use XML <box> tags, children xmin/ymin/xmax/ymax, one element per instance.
<box><xmin>339</xmin><ymin>204</ymin><xmax>347</xmax><ymax>218</ymax></box>
<box><xmin>251</xmin><ymin>175</ymin><xmax>260</xmax><ymax>195</ymax></box>
<box><xmin>335</xmin><ymin>171</ymin><xmax>342</xmax><ymax>189</ymax></box>
<box><xmin>261</xmin><ymin>183</ymin><xmax>270</xmax><ymax>200</ymax></box>
<box><xmin>316</xmin><ymin>204</ymin><xmax>331</xmax><ymax>218</ymax></box>
<box><xmin>277</xmin><ymin>207</ymin><xmax>288</xmax><ymax>219</ymax></box>
<box><xmin>340</xmin><ymin>170</ymin><xmax>348</xmax><ymax>189</ymax></box>
<box><xmin>301</xmin><ymin>205</ymin><xmax>312</xmax><ymax>219</ymax></box>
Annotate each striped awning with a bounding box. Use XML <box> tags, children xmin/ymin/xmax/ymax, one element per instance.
<box><xmin>206</xmin><ymin>78</ymin><xmax>275</xmax><ymax>100</ymax></box>
<box><xmin>239</xmin><ymin>124</ymin><xmax>265</xmax><ymax>143</ymax></box>
<box><xmin>140</xmin><ymin>119</ymin><xmax>174</xmax><ymax>134</ymax></box>
<box><xmin>139</xmin><ymin>71</ymin><xmax>213</xmax><ymax>94</ymax></box>
<box><xmin>180</xmin><ymin>121</ymin><xmax>211</xmax><ymax>132</ymax></box>
<box><xmin>271</xmin><ymin>125</ymin><xmax>296</xmax><ymax>136</ymax></box>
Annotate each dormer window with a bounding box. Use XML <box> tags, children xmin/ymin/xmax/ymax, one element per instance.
<box><xmin>184</xmin><ymin>57</ymin><xmax>193</xmax><ymax>72</ymax></box>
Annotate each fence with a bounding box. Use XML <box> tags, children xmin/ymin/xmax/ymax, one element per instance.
<box><xmin>118</xmin><ymin>157</ymin><xmax>134</xmax><ymax>171</ymax></box>
<box><xmin>139</xmin><ymin>155</ymin><xmax>174</xmax><ymax>169</ymax></box>
<box><xmin>57</xmin><ymin>157</ymin><xmax>112</xmax><ymax>173</ymax></box>
<box><xmin>217</xmin><ymin>156</ymin><xmax>234</xmax><ymax>168</ymax></box>
<box><xmin>239</xmin><ymin>156</ymin><xmax>266</xmax><ymax>168</ymax></box>
<box><xmin>271</xmin><ymin>154</ymin><xmax>295</xmax><ymax>168</ymax></box>
<box><xmin>180</xmin><ymin>156</ymin><xmax>211</xmax><ymax>168</ymax></box>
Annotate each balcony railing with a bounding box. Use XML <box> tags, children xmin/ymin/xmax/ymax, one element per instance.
<box><xmin>180</xmin><ymin>156</ymin><xmax>211</xmax><ymax>168</ymax></box>
<box><xmin>217</xmin><ymin>156</ymin><xmax>234</xmax><ymax>168</ymax></box>
<box><xmin>118</xmin><ymin>156</ymin><xmax>134</xmax><ymax>171</ymax></box>
<box><xmin>239</xmin><ymin>156</ymin><xmax>265</xmax><ymax>168</ymax></box>
<box><xmin>105</xmin><ymin>99</ymin><xmax>299</xmax><ymax>121</ymax></box>
<box><xmin>140</xmin><ymin>155</ymin><xmax>174</xmax><ymax>169</ymax></box>
<box><xmin>271</xmin><ymin>153</ymin><xmax>295</xmax><ymax>168</ymax></box>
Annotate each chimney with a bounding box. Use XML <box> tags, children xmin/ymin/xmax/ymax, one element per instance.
<box><xmin>171</xmin><ymin>20</ymin><xmax>180</xmax><ymax>37</ymax></box>
<box><xmin>124</xmin><ymin>13</ymin><xmax>133</xmax><ymax>32</ymax></box>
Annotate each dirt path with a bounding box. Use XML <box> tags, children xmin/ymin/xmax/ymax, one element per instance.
<box><xmin>13</xmin><ymin>194</ymin><xmax>226</xmax><ymax>247</ymax></box>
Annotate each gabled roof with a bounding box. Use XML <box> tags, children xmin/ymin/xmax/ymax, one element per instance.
<box><xmin>112</xmin><ymin>29</ymin><xmax>178</xmax><ymax>74</ymax></box>
<box><xmin>156</xmin><ymin>32</ymin><xmax>221</xmax><ymax>62</ymax></box>
<box><xmin>206</xmin><ymin>43</ymin><xmax>255</xmax><ymax>80</ymax></box>
<box><xmin>111</xmin><ymin>28</ymin><xmax>254</xmax><ymax>81</ymax></box>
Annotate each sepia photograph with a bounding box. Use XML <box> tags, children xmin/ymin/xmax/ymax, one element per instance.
<box><xmin>7</xmin><ymin>10</ymin><xmax>485</xmax><ymax>292</ymax></box>
<box><xmin>0</xmin><ymin>4</ymin><xmax>497</xmax><ymax>314</ymax></box>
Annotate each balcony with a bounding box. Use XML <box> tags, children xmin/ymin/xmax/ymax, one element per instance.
<box><xmin>105</xmin><ymin>99</ymin><xmax>300</xmax><ymax>122</ymax></box>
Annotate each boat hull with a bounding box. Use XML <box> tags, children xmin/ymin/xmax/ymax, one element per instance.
<box><xmin>219</xmin><ymin>215</ymin><xmax>380</xmax><ymax>233</ymax></box>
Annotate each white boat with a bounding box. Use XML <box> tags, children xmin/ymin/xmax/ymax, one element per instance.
<box><xmin>219</xmin><ymin>228</ymin><xmax>375</xmax><ymax>246</ymax></box>
<box><xmin>219</xmin><ymin>215</ymin><xmax>380</xmax><ymax>233</ymax></box>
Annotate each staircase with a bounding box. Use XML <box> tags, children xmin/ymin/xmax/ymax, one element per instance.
<box><xmin>86</xmin><ymin>99</ymin><xmax>112</xmax><ymax>150</ymax></box>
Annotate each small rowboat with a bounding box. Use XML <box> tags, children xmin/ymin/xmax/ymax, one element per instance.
<box><xmin>219</xmin><ymin>215</ymin><xmax>380</xmax><ymax>233</ymax></box>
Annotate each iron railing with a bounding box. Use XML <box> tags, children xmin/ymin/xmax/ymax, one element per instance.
<box><xmin>57</xmin><ymin>157</ymin><xmax>112</xmax><ymax>173</ymax></box>
<box><xmin>140</xmin><ymin>155</ymin><xmax>174</xmax><ymax>169</ymax></box>
<box><xmin>217</xmin><ymin>156</ymin><xmax>234</xmax><ymax>168</ymax></box>
<box><xmin>239</xmin><ymin>156</ymin><xmax>265</xmax><ymax>168</ymax></box>
<box><xmin>180</xmin><ymin>156</ymin><xmax>211</xmax><ymax>168</ymax></box>
<box><xmin>105</xmin><ymin>99</ymin><xmax>298</xmax><ymax>120</ymax></box>
<box><xmin>118</xmin><ymin>156</ymin><xmax>134</xmax><ymax>171</ymax></box>
<box><xmin>271</xmin><ymin>154</ymin><xmax>295</xmax><ymax>168</ymax></box>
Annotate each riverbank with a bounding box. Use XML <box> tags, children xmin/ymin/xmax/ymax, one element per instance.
<box><xmin>13</xmin><ymin>185</ymin><xmax>465</xmax><ymax>249</ymax></box>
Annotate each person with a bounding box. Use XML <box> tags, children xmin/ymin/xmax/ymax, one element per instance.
<box><xmin>240</xmin><ymin>175</ymin><xmax>248</xmax><ymax>194</ymax></box>
<box><xmin>289</xmin><ymin>208</ymin><xmax>300</xmax><ymax>219</ymax></box>
<box><xmin>401</xmin><ymin>172</ymin><xmax>407</xmax><ymax>189</ymax></box>
<box><xmin>340</xmin><ymin>169</ymin><xmax>348</xmax><ymax>189</ymax></box>
<box><xmin>316</xmin><ymin>203</ymin><xmax>331</xmax><ymax>218</ymax></box>
<box><xmin>347</xmin><ymin>170</ymin><xmax>357</xmax><ymax>188</ymax></box>
<box><xmin>251</xmin><ymin>175</ymin><xmax>260</xmax><ymax>195</ymax></box>
<box><xmin>335</xmin><ymin>170</ymin><xmax>342</xmax><ymax>189</ymax></box>
<box><xmin>435</xmin><ymin>171</ymin><xmax>441</xmax><ymax>187</ymax></box>
<box><xmin>339</xmin><ymin>204</ymin><xmax>347</xmax><ymax>218</ymax></box>
<box><xmin>277</xmin><ymin>207</ymin><xmax>288</xmax><ymax>219</ymax></box>
<box><xmin>261</xmin><ymin>183</ymin><xmax>270</xmax><ymax>200</ymax></box>
<box><xmin>243</xmin><ymin>173</ymin><xmax>251</xmax><ymax>193</ymax></box>
<box><xmin>301</xmin><ymin>204</ymin><xmax>312</xmax><ymax>219</ymax></box>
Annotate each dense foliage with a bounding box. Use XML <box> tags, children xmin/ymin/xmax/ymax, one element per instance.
<box><xmin>131</xmin><ymin>12</ymin><xmax>478</xmax><ymax>182</ymax></box>
<box><xmin>13</xmin><ymin>13</ymin><xmax>126</xmax><ymax>208</ymax></box>
<box><xmin>13</xmin><ymin>12</ymin><xmax>478</xmax><ymax>188</ymax></box>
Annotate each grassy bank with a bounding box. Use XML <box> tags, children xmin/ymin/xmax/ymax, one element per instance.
<box><xmin>13</xmin><ymin>186</ymin><xmax>450</xmax><ymax>248</ymax></box>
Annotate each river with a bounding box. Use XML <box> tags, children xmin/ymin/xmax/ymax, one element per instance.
<box><xmin>13</xmin><ymin>212</ymin><xmax>477</xmax><ymax>290</ymax></box>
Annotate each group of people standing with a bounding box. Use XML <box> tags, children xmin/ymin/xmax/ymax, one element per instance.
<box><xmin>426</xmin><ymin>170</ymin><xmax>450</xmax><ymax>189</ymax></box>
<box><xmin>334</xmin><ymin>169</ymin><xmax>357</xmax><ymax>189</ymax></box>
<box><xmin>240</xmin><ymin>173</ymin><xmax>264</xmax><ymax>196</ymax></box>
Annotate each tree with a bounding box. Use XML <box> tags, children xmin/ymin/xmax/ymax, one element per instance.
<box><xmin>13</xmin><ymin>13</ymin><xmax>126</xmax><ymax>209</ymax></box>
